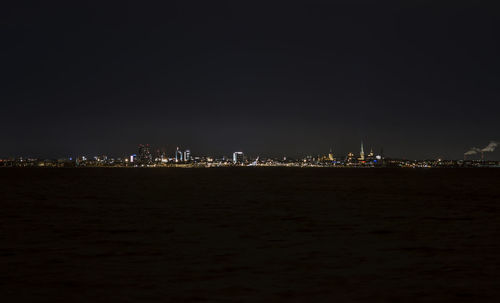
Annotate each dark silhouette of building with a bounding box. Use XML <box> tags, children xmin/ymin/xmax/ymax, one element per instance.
<box><xmin>138</xmin><ymin>144</ymin><xmax>152</xmax><ymax>164</ymax></box>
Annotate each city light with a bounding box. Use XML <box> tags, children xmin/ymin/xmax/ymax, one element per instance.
<box><xmin>1</xmin><ymin>141</ymin><xmax>498</xmax><ymax>168</ymax></box>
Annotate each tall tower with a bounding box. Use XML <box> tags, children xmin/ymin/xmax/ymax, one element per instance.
<box><xmin>175</xmin><ymin>147</ymin><xmax>183</xmax><ymax>162</ymax></box>
<box><xmin>184</xmin><ymin>150</ymin><xmax>191</xmax><ymax>162</ymax></box>
<box><xmin>360</xmin><ymin>141</ymin><xmax>365</xmax><ymax>161</ymax></box>
<box><xmin>233</xmin><ymin>152</ymin><xmax>244</xmax><ymax>164</ymax></box>
<box><xmin>328</xmin><ymin>148</ymin><xmax>334</xmax><ymax>161</ymax></box>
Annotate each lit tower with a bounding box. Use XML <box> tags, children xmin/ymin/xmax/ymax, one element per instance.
<box><xmin>328</xmin><ymin>148</ymin><xmax>334</xmax><ymax>161</ymax></box>
<box><xmin>359</xmin><ymin>141</ymin><xmax>365</xmax><ymax>161</ymax></box>
<box><xmin>175</xmin><ymin>147</ymin><xmax>183</xmax><ymax>162</ymax></box>
<box><xmin>233</xmin><ymin>152</ymin><xmax>244</xmax><ymax>164</ymax></box>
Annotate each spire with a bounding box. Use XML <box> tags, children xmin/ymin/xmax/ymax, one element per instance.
<box><xmin>360</xmin><ymin>141</ymin><xmax>365</xmax><ymax>160</ymax></box>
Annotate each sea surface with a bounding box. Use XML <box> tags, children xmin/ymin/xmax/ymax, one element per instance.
<box><xmin>1</xmin><ymin>168</ymin><xmax>499</xmax><ymax>302</ymax></box>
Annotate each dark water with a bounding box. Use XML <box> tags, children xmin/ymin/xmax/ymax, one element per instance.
<box><xmin>1</xmin><ymin>168</ymin><xmax>500</xmax><ymax>302</ymax></box>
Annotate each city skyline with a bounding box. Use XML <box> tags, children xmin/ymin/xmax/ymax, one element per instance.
<box><xmin>3</xmin><ymin>2</ymin><xmax>500</xmax><ymax>160</ymax></box>
<box><xmin>2</xmin><ymin>139</ymin><xmax>499</xmax><ymax>162</ymax></box>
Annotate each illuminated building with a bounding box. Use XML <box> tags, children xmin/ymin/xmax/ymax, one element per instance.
<box><xmin>328</xmin><ymin>148</ymin><xmax>335</xmax><ymax>161</ymax></box>
<box><xmin>364</xmin><ymin>148</ymin><xmax>375</xmax><ymax>162</ymax></box>
<box><xmin>184</xmin><ymin>150</ymin><xmax>191</xmax><ymax>162</ymax></box>
<box><xmin>347</xmin><ymin>152</ymin><xmax>355</xmax><ymax>162</ymax></box>
<box><xmin>175</xmin><ymin>147</ymin><xmax>183</xmax><ymax>162</ymax></box>
<box><xmin>359</xmin><ymin>141</ymin><xmax>365</xmax><ymax>161</ymax></box>
<box><xmin>233</xmin><ymin>152</ymin><xmax>244</xmax><ymax>164</ymax></box>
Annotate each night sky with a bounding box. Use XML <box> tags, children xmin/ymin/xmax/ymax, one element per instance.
<box><xmin>3</xmin><ymin>1</ymin><xmax>500</xmax><ymax>159</ymax></box>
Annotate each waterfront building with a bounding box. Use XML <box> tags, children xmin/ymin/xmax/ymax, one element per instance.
<box><xmin>184</xmin><ymin>150</ymin><xmax>191</xmax><ymax>162</ymax></box>
<box><xmin>175</xmin><ymin>147</ymin><xmax>183</xmax><ymax>162</ymax></box>
<box><xmin>233</xmin><ymin>152</ymin><xmax>244</xmax><ymax>164</ymax></box>
<box><xmin>138</xmin><ymin>144</ymin><xmax>152</xmax><ymax>164</ymax></box>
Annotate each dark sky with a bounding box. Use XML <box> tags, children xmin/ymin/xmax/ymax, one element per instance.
<box><xmin>3</xmin><ymin>1</ymin><xmax>500</xmax><ymax>159</ymax></box>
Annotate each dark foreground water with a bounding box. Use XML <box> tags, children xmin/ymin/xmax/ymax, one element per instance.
<box><xmin>1</xmin><ymin>168</ymin><xmax>500</xmax><ymax>302</ymax></box>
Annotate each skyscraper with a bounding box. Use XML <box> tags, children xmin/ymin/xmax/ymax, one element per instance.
<box><xmin>175</xmin><ymin>147</ymin><xmax>183</xmax><ymax>162</ymax></box>
<box><xmin>184</xmin><ymin>150</ymin><xmax>191</xmax><ymax>162</ymax></box>
<box><xmin>233</xmin><ymin>152</ymin><xmax>244</xmax><ymax>164</ymax></box>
